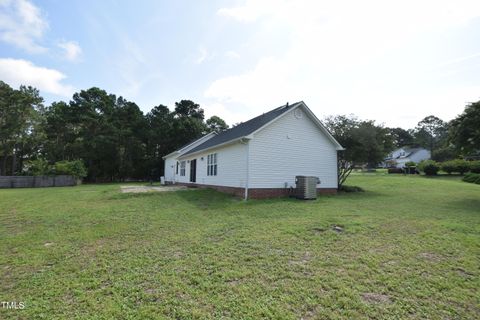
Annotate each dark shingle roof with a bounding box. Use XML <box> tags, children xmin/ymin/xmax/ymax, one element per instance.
<box><xmin>181</xmin><ymin>102</ymin><xmax>301</xmax><ymax>156</ymax></box>
<box><xmin>404</xmin><ymin>147</ymin><xmax>423</xmax><ymax>157</ymax></box>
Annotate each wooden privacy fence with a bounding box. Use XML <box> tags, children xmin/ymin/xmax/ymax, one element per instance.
<box><xmin>0</xmin><ymin>175</ymin><xmax>78</xmax><ymax>188</ymax></box>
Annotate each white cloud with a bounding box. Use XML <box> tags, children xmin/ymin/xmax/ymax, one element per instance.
<box><xmin>225</xmin><ymin>50</ymin><xmax>240</xmax><ymax>59</ymax></box>
<box><xmin>207</xmin><ymin>0</ymin><xmax>480</xmax><ymax>128</ymax></box>
<box><xmin>0</xmin><ymin>0</ymin><xmax>48</xmax><ymax>53</ymax></box>
<box><xmin>193</xmin><ymin>46</ymin><xmax>218</xmax><ymax>65</ymax></box>
<box><xmin>57</xmin><ymin>40</ymin><xmax>82</xmax><ymax>62</ymax></box>
<box><xmin>202</xmin><ymin>102</ymin><xmax>249</xmax><ymax>126</ymax></box>
<box><xmin>0</xmin><ymin>58</ymin><xmax>75</xmax><ymax>96</ymax></box>
<box><xmin>195</xmin><ymin>47</ymin><xmax>208</xmax><ymax>64</ymax></box>
<box><xmin>0</xmin><ymin>1</ymin><xmax>82</xmax><ymax>61</ymax></box>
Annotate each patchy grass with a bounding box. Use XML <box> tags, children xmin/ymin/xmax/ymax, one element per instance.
<box><xmin>0</xmin><ymin>175</ymin><xmax>479</xmax><ymax>319</ymax></box>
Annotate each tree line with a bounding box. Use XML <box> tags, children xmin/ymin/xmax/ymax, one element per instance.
<box><xmin>324</xmin><ymin>104</ymin><xmax>479</xmax><ymax>168</ymax></box>
<box><xmin>0</xmin><ymin>82</ymin><xmax>227</xmax><ymax>181</ymax></box>
<box><xmin>1</xmin><ymin>80</ymin><xmax>478</xmax><ymax>180</ymax></box>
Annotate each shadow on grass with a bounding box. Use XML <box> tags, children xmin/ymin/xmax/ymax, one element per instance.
<box><xmin>176</xmin><ymin>187</ymin><xmax>382</xmax><ymax>210</ymax></box>
<box><xmin>174</xmin><ymin>188</ymin><xmax>241</xmax><ymax>210</ymax></box>
<box><xmin>108</xmin><ymin>185</ymin><xmax>382</xmax><ymax>212</ymax></box>
<box><xmin>446</xmin><ymin>197</ymin><xmax>480</xmax><ymax>214</ymax></box>
<box><xmin>336</xmin><ymin>189</ymin><xmax>384</xmax><ymax>199</ymax></box>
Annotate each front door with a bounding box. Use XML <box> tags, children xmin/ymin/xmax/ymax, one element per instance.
<box><xmin>190</xmin><ymin>159</ymin><xmax>197</xmax><ymax>183</ymax></box>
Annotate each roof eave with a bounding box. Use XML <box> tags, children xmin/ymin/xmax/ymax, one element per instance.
<box><xmin>162</xmin><ymin>151</ymin><xmax>179</xmax><ymax>160</ymax></box>
<box><xmin>161</xmin><ymin>132</ymin><xmax>217</xmax><ymax>160</ymax></box>
<box><xmin>178</xmin><ymin>137</ymin><xmax>249</xmax><ymax>159</ymax></box>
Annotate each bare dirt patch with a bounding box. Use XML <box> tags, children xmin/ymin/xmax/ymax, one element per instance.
<box><xmin>225</xmin><ymin>279</ymin><xmax>242</xmax><ymax>286</ymax></box>
<box><xmin>418</xmin><ymin>252</ymin><xmax>442</xmax><ymax>262</ymax></box>
<box><xmin>455</xmin><ymin>267</ymin><xmax>474</xmax><ymax>278</ymax></box>
<box><xmin>361</xmin><ymin>292</ymin><xmax>392</xmax><ymax>304</ymax></box>
<box><xmin>312</xmin><ymin>227</ymin><xmax>326</xmax><ymax>235</ymax></box>
<box><xmin>120</xmin><ymin>185</ymin><xmax>187</xmax><ymax>193</ymax></box>
<box><xmin>289</xmin><ymin>251</ymin><xmax>312</xmax><ymax>265</ymax></box>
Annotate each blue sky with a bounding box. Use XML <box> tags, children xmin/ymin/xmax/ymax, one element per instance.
<box><xmin>1</xmin><ymin>0</ymin><xmax>480</xmax><ymax>128</ymax></box>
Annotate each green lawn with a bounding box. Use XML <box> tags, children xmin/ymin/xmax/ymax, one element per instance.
<box><xmin>1</xmin><ymin>175</ymin><xmax>479</xmax><ymax>319</ymax></box>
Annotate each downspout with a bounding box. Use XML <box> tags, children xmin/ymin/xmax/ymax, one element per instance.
<box><xmin>244</xmin><ymin>140</ymin><xmax>250</xmax><ymax>200</ymax></box>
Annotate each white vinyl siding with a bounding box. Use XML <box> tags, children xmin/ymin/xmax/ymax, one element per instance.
<box><xmin>409</xmin><ymin>149</ymin><xmax>431</xmax><ymax>164</ymax></box>
<box><xmin>163</xmin><ymin>156</ymin><xmax>177</xmax><ymax>182</ymax></box>
<box><xmin>248</xmin><ymin>107</ymin><xmax>338</xmax><ymax>189</ymax></box>
<box><xmin>168</xmin><ymin>104</ymin><xmax>339</xmax><ymax>190</ymax></box>
<box><xmin>163</xmin><ymin>132</ymin><xmax>216</xmax><ymax>183</ymax></box>
<box><xmin>176</xmin><ymin>143</ymin><xmax>247</xmax><ymax>187</ymax></box>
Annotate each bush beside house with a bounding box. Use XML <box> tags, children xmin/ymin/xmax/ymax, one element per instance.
<box><xmin>418</xmin><ymin>160</ymin><xmax>440</xmax><ymax>176</ymax></box>
<box><xmin>441</xmin><ymin>159</ymin><xmax>471</xmax><ymax>175</ymax></box>
<box><xmin>418</xmin><ymin>159</ymin><xmax>480</xmax><ymax>178</ymax></box>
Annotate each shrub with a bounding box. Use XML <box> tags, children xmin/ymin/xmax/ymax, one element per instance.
<box><xmin>404</xmin><ymin>161</ymin><xmax>416</xmax><ymax>167</ymax></box>
<box><xmin>463</xmin><ymin>173</ymin><xmax>480</xmax><ymax>184</ymax></box>
<box><xmin>452</xmin><ymin>159</ymin><xmax>471</xmax><ymax>175</ymax></box>
<box><xmin>469</xmin><ymin>160</ymin><xmax>480</xmax><ymax>173</ymax></box>
<box><xmin>23</xmin><ymin>159</ymin><xmax>54</xmax><ymax>176</ymax></box>
<box><xmin>441</xmin><ymin>160</ymin><xmax>457</xmax><ymax>174</ymax></box>
<box><xmin>441</xmin><ymin>159</ymin><xmax>477</xmax><ymax>175</ymax></box>
<box><xmin>54</xmin><ymin>160</ymin><xmax>87</xmax><ymax>179</ymax></box>
<box><xmin>418</xmin><ymin>160</ymin><xmax>440</xmax><ymax>176</ymax></box>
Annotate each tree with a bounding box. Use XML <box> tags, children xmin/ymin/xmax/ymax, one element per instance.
<box><xmin>449</xmin><ymin>101</ymin><xmax>480</xmax><ymax>154</ymax></box>
<box><xmin>112</xmin><ymin>97</ymin><xmax>148</xmax><ymax>180</ymax></box>
<box><xmin>174</xmin><ymin>100</ymin><xmax>204</xmax><ymax>119</ymax></box>
<box><xmin>67</xmin><ymin>87</ymin><xmax>118</xmax><ymax>181</ymax></box>
<box><xmin>0</xmin><ymin>81</ymin><xmax>44</xmax><ymax>175</ymax></box>
<box><xmin>337</xmin><ymin>158</ymin><xmax>354</xmax><ymax>189</ymax></box>
<box><xmin>145</xmin><ymin>105</ymin><xmax>172</xmax><ymax>179</ymax></box>
<box><xmin>206</xmin><ymin>115</ymin><xmax>229</xmax><ymax>132</ymax></box>
<box><xmin>45</xmin><ymin>87</ymin><xmax>147</xmax><ymax>181</ymax></box>
<box><xmin>355</xmin><ymin>121</ymin><xmax>393</xmax><ymax>168</ymax></box>
<box><xmin>413</xmin><ymin>115</ymin><xmax>448</xmax><ymax>153</ymax></box>
<box><xmin>170</xmin><ymin>100</ymin><xmax>207</xmax><ymax>150</ymax></box>
<box><xmin>0</xmin><ymin>83</ymin><xmax>232</xmax><ymax>182</ymax></box>
<box><xmin>43</xmin><ymin>101</ymin><xmax>75</xmax><ymax>161</ymax></box>
<box><xmin>388</xmin><ymin>127</ymin><xmax>414</xmax><ymax>148</ymax></box>
<box><xmin>324</xmin><ymin>115</ymin><xmax>393</xmax><ymax>167</ymax></box>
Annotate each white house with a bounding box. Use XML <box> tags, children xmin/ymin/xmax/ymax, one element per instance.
<box><xmin>162</xmin><ymin>101</ymin><xmax>344</xmax><ymax>199</ymax></box>
<box><xmin>384</xmin><ymin>147</ymin><xmax>431</xmax><ymax>168</ymax></box>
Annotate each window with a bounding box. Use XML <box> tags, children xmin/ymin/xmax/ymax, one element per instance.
<box><xmin>180</xmin><ymin>161</ymin><xmax>186</xmax><ymax>176</ymax></box>
<box><xmin>207</xmin><ymin>153</ymin><xmax>217</xmax><ymax>176</ymax></box>
<box><xmin>176</xmin><ymin>162</ymin><xmax>179</xmax><ymax>174</ymax></box>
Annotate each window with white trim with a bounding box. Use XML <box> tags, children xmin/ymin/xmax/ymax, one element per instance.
<box><xmin>180</xmin><ymin>161</ymin><xmax>186</xmax><ymax>176</ymax></box>
<box><xmin>207</xmin><ymin>153</ymin><xmax>217</xmax><ymax>176</ymax></box>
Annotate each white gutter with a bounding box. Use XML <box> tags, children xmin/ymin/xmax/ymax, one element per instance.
<box><xmin>162</xmin><ymin>151</ymin><xmax>179</xmax><ymax>160</ymax></box>
<box><xmin>178</xmin><ymin>137</ymin><xmax>245</xmax><ymax>159</ymax></box>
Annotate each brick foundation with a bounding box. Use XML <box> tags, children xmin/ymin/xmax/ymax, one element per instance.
<box><xmin>175</xmin><ymin>182</ymin><xmax>337</xmax><ymax>199</ymax></box>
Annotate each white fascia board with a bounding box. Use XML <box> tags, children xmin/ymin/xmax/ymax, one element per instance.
<box><xmin>177</xmin><ymin>137</ymin><xmax>247</xmax><ymax>159</ymax></box>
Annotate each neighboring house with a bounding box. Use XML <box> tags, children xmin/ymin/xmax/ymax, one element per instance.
<box><xmin>384</xmin><ymin>147</ymin><xmax>431</xmax><ymax>168</ymax></box>
<box><xmin>162</xmin><ymin>101</ymin><xmax>344</xmax><ymax>199</ymax></box>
